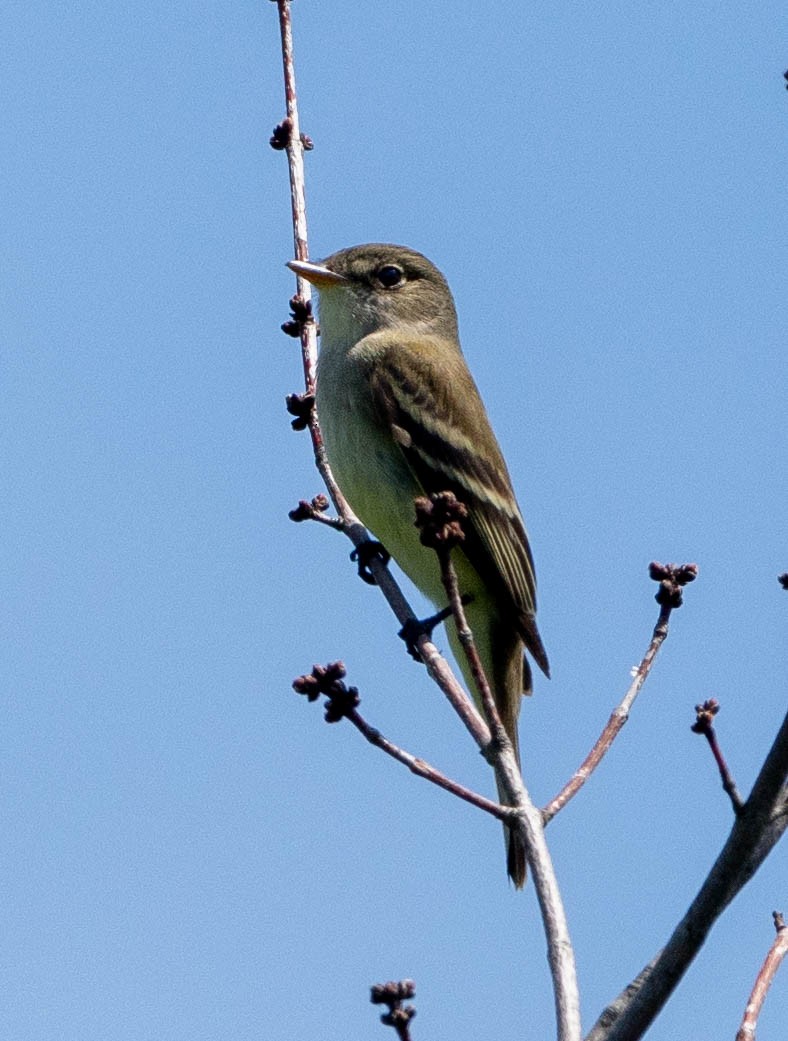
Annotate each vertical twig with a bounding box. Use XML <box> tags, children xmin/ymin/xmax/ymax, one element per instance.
<box><xmin>273</xmin><ymin>24</ymin><xmax>495</xmax><ymax>751</ymax></box>
<box><xmin>735</xmin><ymin>912</ymin><xmax>788</xmax><ymax>1041</ymax></box>
<box><xmin>414</xmin><ymin>492</ymin><xmax>581</xmax><ymax>1041</ymax></box>
<box><xmin>274</xmin><ymin>2</ymin><xmax>310</xmax><ymax>270</ymax></box>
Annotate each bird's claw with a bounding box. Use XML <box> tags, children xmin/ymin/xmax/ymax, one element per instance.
<box><xmin>398</xmin><ymin>595</ymin><xmax>474</xmax><ymax>661</ymax></box>
<box><xmin>350</xmin><ymin>540</ymin><xmax>390</xmax><ymax>585</ymax></box>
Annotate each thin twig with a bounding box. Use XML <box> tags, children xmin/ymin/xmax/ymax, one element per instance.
<box><xmin>543</xmin><ymin>563</ymin><xmax>697</xmax><ymax>822</ymax></box>
<box><xmin>585</xmin><ymin>708</ymin><xmax>788</xmax><ymax>1041</ymax></box>
<box><xmin>345</xmin><ymin>706</ymin><xmax>506</xmax><ymax>818</ymax></box>
<box><xmin>293</xmin><ymin>662</ymin><xmax>501</xmax><ymax>815</ymax></box>
<box><xmin>438</xmin><ymin>536</ymin><xmax>509</xmax><ymax>752</ymax></box>
<box><xmin>272</xmin><ymin>3</ymin><xmax>309</xmax><ymax>264</ymax></box>
<box><xmin>272</xmin><ymin>3</ymin><xmax>366</xmax><ymax>527</ymax></box>
<box><xmin>542</xmin><ymin>602</ymin><xmax>669</xmax><ymax>821</ymax></box>
<box><xmin>735</xmin><ymin>911</ymin><xmax>788</xmax><ymax>1041</ymax></box>
<box><xmin>691</xmin><ymin>699</ymin><xmax>745</xmax><ymax>815</ymax></box>
<box><xmin>413</xmin><ymin>631</ymin><xmax>492</xmax><ymax>749</ymax></box>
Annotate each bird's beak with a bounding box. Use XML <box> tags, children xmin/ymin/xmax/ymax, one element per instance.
<box><xmin>287</xmin><ymin>259</ymin><xmax>347</xmax><ymax>288</ymax></box>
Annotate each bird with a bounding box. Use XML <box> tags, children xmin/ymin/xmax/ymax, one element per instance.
<box><xmin>288</xmin><ymin>243</ymin><xmax>549</xmax><ymax>886</ymax></box>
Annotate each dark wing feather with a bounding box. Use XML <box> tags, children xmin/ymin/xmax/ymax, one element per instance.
<box><xmin>367</xmin><ymin>337</ymin><xmax>549</xmax><ymax>676</ymax></box>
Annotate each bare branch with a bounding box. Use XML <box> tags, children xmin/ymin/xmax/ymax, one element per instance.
<box><xmin>735</xmin><ymin>911</ymin><xmax>788</xmax><ymax>1041</ymax></box>
<box><xmin>543</xmin><ymin>563</ymin><xmax>697</xmax><ymax>822</ymax></box>
<box><xmin>586</xmin><ymin>709</ymin><xmax>788</xmax><ymax>1041</ymax></box>
<box><xmin>691</xmin><ymin>699</ymin><xmax>745</xmax><ymax>814</ymax></box>
<box><xmin>292</xmin><ymin>660</ymin><xmax>503</xmax><ymax>817</ymax></box>
<box><xmin>505</xmin><ymin>768</ymin><xmax>582</xmax><ymax>1041</ymax></box>
<box><xmin>415</xmin><ymin>492</ymin><xmax>581</xmax><ymax>1041</ymax></box>
<box><xmin>347</xmin><ymin>705</ymin><xmax>505</xmax><ymax>816</ymax></box>
<box><xmin>272</xmin><ymin>3</ymin><xmax>367</xmax><ymax>530</ymax></box>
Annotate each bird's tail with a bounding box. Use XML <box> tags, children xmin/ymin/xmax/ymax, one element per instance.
<box><xmin>495</xmin><ymin>674</ymin><xmax>527</xmax><ymax>888</ymax></box>
<box><xmin>491</xmin><ymin>631</ymin><xmax>530</xmax><ymax>889</ymax></box>
<box><xmin>448</xmin><ymin>609</ymin><xmax>534</xmax><ymax>887</ymax></box>
<box><xmin>498</xmin><ymin>773</ymin><xmax>528</xmax><ymax>888</ymax></box>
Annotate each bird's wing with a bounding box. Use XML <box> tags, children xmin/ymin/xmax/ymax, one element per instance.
<box><xmin>366</xmin><ymin>335</ymin><xmax>549</xmax><ymax>676</ymax></box>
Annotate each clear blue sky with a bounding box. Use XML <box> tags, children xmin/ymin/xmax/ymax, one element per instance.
<box><xmin>3</xmin><ymin>3</ymin><xmax>786</xmax><ymax>1039</ymax></box>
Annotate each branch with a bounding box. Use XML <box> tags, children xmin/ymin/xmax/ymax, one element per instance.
<box><xmin>586</xmin><ymin>708</ymin><xmax>788</xmax><ymax>1041</ymax></box>
<box><xmin>292</xmin><ymin>662</ymin><xmax>503</xmax><ymax>818</ymax></box>
<box><xmin>346</xmin><ymin>706</ymin><xmax>502</xmax><ymax>817</ymax></box>
<box><xmin>735</xmin><ymin>911</ymin><xmax>788</xmax><ymax>1041</ymax></box>
<box><xmin>691</xmin><ymin>698</ymin><xmax>745</xmax><ymax>814</ymax></box>
<box><xmin>272</xmin><ymin>4</ymin><xmax>370</xmax><ymax>531</ymax></box>
<box><xmin>415</xmin><ymin>492</ymin><xmax>581</xmax><ymax>1041</ymax></box>
<box><xmin>543</xmin><ymin>563</ymin><xmax>697</xmax><ymax>822</ymax></box>
<box><xmin>509</xmin><ymin>775</ymin><xmax>582</xmax><ymax>1041</ymax></box>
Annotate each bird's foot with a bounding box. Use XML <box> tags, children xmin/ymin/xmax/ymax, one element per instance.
<box><xmin>350</xmin><ymin>540</ymin><xmax>390</xmax><ymax>585</ymax></box>
<box><xmin>398</xmin><ymin>594</ymin><xmax>474</xmax><ymax>661</ymax></box>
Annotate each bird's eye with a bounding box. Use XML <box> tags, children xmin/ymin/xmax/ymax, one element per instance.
<box><xmin>377</xmin><ymin>265</ymin><xmax>404</xmax><ymax>288</ymax></box>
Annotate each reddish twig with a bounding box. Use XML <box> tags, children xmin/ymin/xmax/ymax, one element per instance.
<box><xmin>691</xmin><ymin>699</ymin><xmax>745</xmax><ymax>814</ymax></box>
<box><xmin>347</xmin><ymin>708</ymin><xmax>505</xmax><ymax>817</ymax></box>
<box><xmin>271</xmin><ymin>0</ymin><xmax>341</xmax><ymax>510</ymax></box>
<box><xmin>735</xmin><ymin>911</ymin><xmax>788</xmax><ymax>1041</ymax></box>
<box><xmin>371</xmin><ymin>980</ymin><xmax>417</xmax><ymax>1041</ymax></box>
<box><xmin>543</xmin><ymin>562</ymin><xmax>698</xmax><ymax>822</ymax></box>
<box><xmin>292</xmin><ymin>662</ymin><xmax>504</xmax><ymax>818</ymax></box>
<box><xmin>271</xmin><ymin>4</ymin><xmax>310</xmax><ymax>268</ymax></box>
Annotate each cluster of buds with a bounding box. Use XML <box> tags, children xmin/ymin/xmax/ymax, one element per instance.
<box><xmin>649</xmin><ymin>561</ymin><xmax>698</xmax><ymax>608</ymax></box>
<box><xmin>292</xmin><ymin>661</ymin><xmax>360</xmax><ymax>723</ymax></box>
<box><xmin>281</xmin><ymin>295</ymin><xmax>313</xmax><ymax>339</ymax></box>
<box><xmin>288</xmin><ymin>493</ymin><xmax>329</xmax><ymax>522</ymax></box>
<box><xmin>370</xmin><ymin>979</ymin><xmax>416</xmax><ymax>1037</ymax></box>
<box><xmin>269</xmin><ymin>117</ymin><xmax>313</xmax><ymax>152</ymax></box>
<box><xmin>691</xmin><ymin>697</ymin><xmax>720</xmax><ymax>734</ymax></box>
<box><xmin>414</xmin><ymin>491</ymin><xmax>468</xmax><ymax>553</ymax></box>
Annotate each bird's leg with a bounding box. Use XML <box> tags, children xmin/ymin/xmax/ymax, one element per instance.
<box><xmin>350</xmin><ymin>540</ymin><xmax>391</xmax><ymax>585</ymax></box>
<box><xmin>398</xmin><ymin>594</ymin><xmax>474</xmax><ymax>661</ymax></box>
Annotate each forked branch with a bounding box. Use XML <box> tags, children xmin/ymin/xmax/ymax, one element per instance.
<box><xmin>415</xmin><ymin>491</ymin><xmax>581</xmax><ymax>1041</ymax></box>
<box><xmin>586</xmin><ymin>709</ymin><xmax>788</xmax><ymax>1041</ymax></box>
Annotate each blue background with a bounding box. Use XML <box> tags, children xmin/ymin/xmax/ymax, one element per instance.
<box><xmin>3</xmin><ymin>2</ymin><xmax>786</xmax><ymax>1039</ymax></box>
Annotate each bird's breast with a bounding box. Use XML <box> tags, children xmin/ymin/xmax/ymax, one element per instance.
<box><xmin>316</xmin><ymin>346</ymin><xmax>444</xmax><ymax>603</ymax></box>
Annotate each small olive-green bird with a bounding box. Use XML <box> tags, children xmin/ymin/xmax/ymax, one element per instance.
<box><xmin>288</xmin><ymin>244</ymin><xmax>549</xmax><ymax>887</ymax></box>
